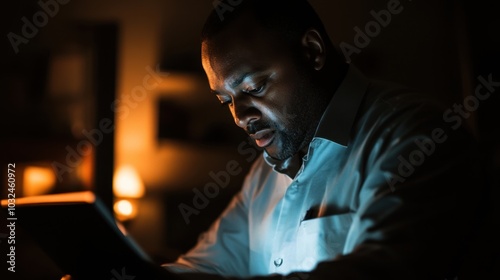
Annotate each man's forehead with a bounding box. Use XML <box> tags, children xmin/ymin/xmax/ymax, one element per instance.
<box><xmin>202</xmin><ymin>39</ymin><xmax>268</xmax><ymax>88</ymax></box>
<box><xmin>203</xmin><ymin>58</ymin><xmax>263</xmax><ymax>91</ymax></box>
<box><xmin>201</xmin><ymin>14</ymin><xmax>289</xmax><ymax>89</ymax></box>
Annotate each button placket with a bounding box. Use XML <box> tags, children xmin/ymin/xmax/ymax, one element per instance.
<box><xmin>269</xmin><ymin>181</ymin><xmax>298</xmax><ymax>273</ymax></box>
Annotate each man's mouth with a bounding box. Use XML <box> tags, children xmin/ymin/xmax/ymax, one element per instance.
<box><xmin>249</xmin><ymin>129</ymin><xmax>275</xmax><ymax>148</ymax></box>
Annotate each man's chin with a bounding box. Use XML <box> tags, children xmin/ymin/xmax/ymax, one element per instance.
<box><xmin>263</xmin><ymin>145</ymin><xmax>281</xmax><ymax>160</ymax></box>
<box><xmin>264</xmin><ymin>137</ymin><xmax>307</xmax><ymax>161</ymax></box>
<box><xmin>260</xmin><ymin>134</ymin><xmax>298</xmax><ymax>160</ymax></box>
<box><xmin>264</xmin><ymin>144</ymin><xmax>290</xmax><ymax>161</ymax></box>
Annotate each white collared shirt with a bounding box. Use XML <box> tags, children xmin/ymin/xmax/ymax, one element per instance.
<box><xmin>163</xmin><ymin>65</ymin><xmax>480</xmax><ymax>278</ymax></box>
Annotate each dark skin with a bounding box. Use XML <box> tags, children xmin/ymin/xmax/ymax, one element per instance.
<box><xmin>202</xmin><ymin>12</ymin><xmax>346</xmax><ymax>178</ymax></box>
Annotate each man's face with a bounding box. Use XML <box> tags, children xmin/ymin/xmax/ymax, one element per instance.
<box><xmin>202</xmin><ymin>15</ymin><xmax>322</xmax><ymax>160</ymax></box>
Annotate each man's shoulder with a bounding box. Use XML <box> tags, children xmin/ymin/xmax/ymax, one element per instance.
<box><xmin>344</xmin><ymin>66</ymin><xmax>446</xmax><ymax>129</ymax></box>
<box><xmin>349</xmin><ymin>76</ymin><xmax>458</xmax><ymax>147</ymax></box>
<box><xmin>366</xmin><ymin>78</ymin><xmax>443</xmax><ymax>110</ymax></box>
<box><xmin>357</xmin><ymin>77</ymin><xmax>446</xmax><ymax>125</ymax></box>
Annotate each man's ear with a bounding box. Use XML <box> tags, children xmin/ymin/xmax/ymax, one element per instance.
<box><xmin>301</xmin><ymin>29</ymin><xmax>326</xmax><ymax>71</ymax></box>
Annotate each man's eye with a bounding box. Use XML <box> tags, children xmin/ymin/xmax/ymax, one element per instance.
<box><xmin>243</xmin><ymin>84</ymin><xmax>264</xmax><ymax>94</ymax></box>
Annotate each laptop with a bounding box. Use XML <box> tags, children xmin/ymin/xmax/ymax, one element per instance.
<box><xmin>1</xmin><ymin>191</ymin><xmax>177</xmax><ymax>280</ymax></box>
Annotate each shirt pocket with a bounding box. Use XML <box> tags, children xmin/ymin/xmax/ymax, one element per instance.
<box><xmin>295</xmin><ymin>212</ymin><xmax>354</xmax><ymax>270</ymax></box>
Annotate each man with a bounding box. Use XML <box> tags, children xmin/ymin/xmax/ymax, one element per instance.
<box><xmin>164</xmin><ymin>0</ymin><xmax>485</xmax><ymax>279</ymax></box>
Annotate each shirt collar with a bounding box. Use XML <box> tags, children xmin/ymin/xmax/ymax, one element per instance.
<box><xmin>314</xmin><ymin>64</ymin><xmax>370</xmax><ymax>147</ymax></box>
<box><xmin>263</xmin><ymin>64</ymin><xmax>370</xmax><ymax>176</ymax></box>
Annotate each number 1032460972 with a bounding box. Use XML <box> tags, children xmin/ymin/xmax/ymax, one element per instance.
<box><xmin>6</xmin><ymin>163</ymin><xmax>16</xmax><ymax>215</ymax></box>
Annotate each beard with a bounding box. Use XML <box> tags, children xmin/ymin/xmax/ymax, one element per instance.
<box><xmin>246</xmin><ymin>118</ymin><xmax>306</xmax><ymax>160</ymax></box>
<box><xmin>246</xmin><ymin>85</ymin><xmax>324</xmax><ymax>161</ymax></box>
<box><xmin>276</xmin><ymin>104</ymin><xmax>319</xmax><ymax>160</ymax></box>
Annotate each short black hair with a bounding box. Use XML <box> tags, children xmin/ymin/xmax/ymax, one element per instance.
<box><xmin>201</xmin><ymin>0</ymin><xmax>334</xmax><ymax>50</ymax></box>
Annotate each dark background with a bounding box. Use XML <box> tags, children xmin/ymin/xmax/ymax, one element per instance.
<box><xmin>0</xmin><ymin>0</ymin><xmax>499</xmax><ymax>279</ymax></box>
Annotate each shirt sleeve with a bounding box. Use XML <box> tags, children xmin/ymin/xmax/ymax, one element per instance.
<box><xmin>163</xmin><ymin>157</ymin><xmax>265</xmax><ymax>277</ymax></box>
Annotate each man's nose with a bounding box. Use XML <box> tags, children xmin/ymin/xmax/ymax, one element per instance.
<box><xmin>231</xmin><ymin>96</ymin><xmax>260</xmax><ymax>129</ymax></box>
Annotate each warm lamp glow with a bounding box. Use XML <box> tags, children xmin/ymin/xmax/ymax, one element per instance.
<box><xmin>113</xmin><ymin>165</ymin><xmax>145</xmax><ymax>198</ymax></box>
<box><xmin>113</xmin><ymin>199</ymin><xmax>138</xmax><ymax>221</ymax></box>
<box><xmin>23</xmin><ymin>166</ymin><xmax>56</xmax><ymax>196</ymax></box>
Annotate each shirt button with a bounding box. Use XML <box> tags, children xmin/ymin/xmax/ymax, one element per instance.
<box><xmin>274</xmin><ymin>258</ymin><xmax>283</xmax><ymax>267</ymax></box>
